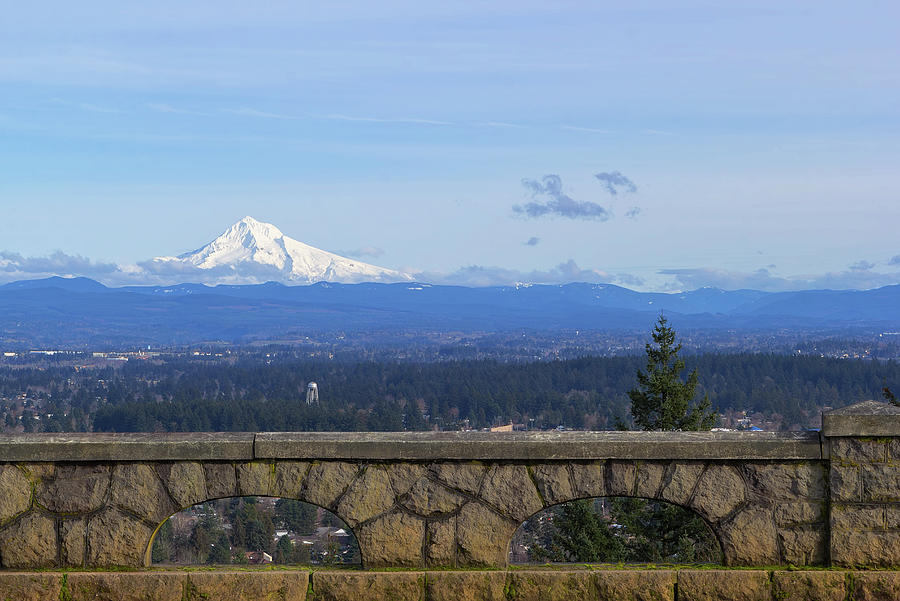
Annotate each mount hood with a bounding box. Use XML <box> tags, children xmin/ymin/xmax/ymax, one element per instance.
<box><xmin>147</xmin><ymin>216</ymin><xmax>413</xmax><ymax>285</ymax></box>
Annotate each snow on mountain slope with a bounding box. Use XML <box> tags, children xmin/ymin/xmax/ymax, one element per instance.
<box><xmin>148</xmin><ymin>216</ymin><xmax>413</xmax><ymax>284</ymax></box>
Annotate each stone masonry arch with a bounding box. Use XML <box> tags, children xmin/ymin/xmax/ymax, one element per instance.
<box><xmin>513</xmin><ymin>460</ymin><xmax>827</xmax><ymax>566</ymax></box>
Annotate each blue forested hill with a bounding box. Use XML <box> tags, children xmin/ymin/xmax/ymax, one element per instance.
<box><xmin>1</xmin><ymin>277</ymin><xmax>898</xmax><ymax>346</ymax></box>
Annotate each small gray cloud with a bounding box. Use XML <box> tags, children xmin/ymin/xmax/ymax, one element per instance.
<box><xmin>524</xmin><ymin>237</ymin><xmax>540</xmax><ymax>246</ymax></box>
<box><xmin>594</xmin><ymin>171</ymin><xmax>637</xmax><ymax>196</ymax></box>
<box><xmin>889</xmin><ymin>255</ymin><xmax>900</xmax><ymax>266</ymax></box>
<box><xmin>850</xmin><ymin>260</ymin><xmax>875</xmax><ymax>271</ymax></box>
<box><xmin>625</xmin><ymin>206</ymin><xmax>641</xmax><ymax>219</ymax></box>
<box><xmin>336</xmin><ymin>246</ymin><xmax>385</xmax><ymax>259</ymax></box>
<box><xmin>514</xmin><ymin>174</ymin><xmax>611</xmax><ymax>221</ymax></box>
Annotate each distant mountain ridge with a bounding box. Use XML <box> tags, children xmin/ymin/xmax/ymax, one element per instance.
<box><xmin>1</xmin><ymin>276</ymin><xmax>898</xmax><ymax>346</ymax></box>
<box><xmin>148</xmin><ymin>216</ymin><xmax>413</xmax><ymax>284</ymax></box>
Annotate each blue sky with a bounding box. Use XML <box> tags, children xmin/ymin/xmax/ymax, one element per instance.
<box><xmin>1</xmin><ymin>1</ymin><xmax>899</xmax><ymax>290</ymax></box>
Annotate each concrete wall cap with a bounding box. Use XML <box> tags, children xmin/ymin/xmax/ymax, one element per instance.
<box><xmin>0</xmin><ymin>432</ymin><xmax>255</xmax><ymax>462</ymax></box>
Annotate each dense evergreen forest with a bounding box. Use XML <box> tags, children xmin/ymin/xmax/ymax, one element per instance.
<box><xmin>2</xmin><ymin>353</ymin><xmax>897</xmax><ymax>432</ymax></box>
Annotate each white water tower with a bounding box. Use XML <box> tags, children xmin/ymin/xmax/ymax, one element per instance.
<box><xmin>306</xmin><ymin>382</ymin><xmax>319</xmax><ymax>405</ymax></box>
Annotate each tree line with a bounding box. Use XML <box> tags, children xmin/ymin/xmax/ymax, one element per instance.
<box><xmin>1</xmin><ymin>350</ymin><xmax>898</xmax><ymax>433</ymax></box>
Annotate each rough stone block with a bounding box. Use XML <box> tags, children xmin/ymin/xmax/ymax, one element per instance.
<box><xmin>336</xmin><ymin>465</ymin><xmax>396</xmax><ymax>526</ymax></box>
<box><xmin>401</xmin><ymin>477</ymin><xmax>467</xmax><ymax>516</ymax></box>
<box><xmin>831</xmin><ymin>437</ymin><xmax>887</xmax><ymax>463</ymax></box>
<box><xmin>356</xmin><ymin>510</ymin><xmax>425</xmax><ymax>568</ymax></box>
<box><xmin>67</xmin><ymin>572</ymin><xmax>185</xmax><ymax>601</ymax></box>
<box><xmin>678</xmin><ymin>569</ymin><xmax>770</xmax><ymax>601</ymax></box>
<box><xmin>852</xmin><ymin>571</ymin><xmax>900</xmax><ymax>601</ymax></box>
<box><xmin>301</xmin><ymin>462</ymin><xmax>359</xmax><ymax>509</ymax></box>
<box><xmin>187</xmin><ymin>571</ymin><xmax>309</xmax><ymax>601</ymax></box>
<box><xmin>890</xmin><ymin>438</ymin><xmax>900</xmax><ymax>461</ymax></box>
<box><xmin>203</xmin><ymin>462</ymin><xmax>237</xmax><ymax>498</ymax></box>
<box><xmin>529</xmin><ymin>464</ymin><xmax>574</xmax><ymax>505</ymax></box>
<box><xmin>0</xmin><ymin>511</ymin><xmax>57</xmax><ymax>568</ymax></box>
<box><xmin>691</xmin><ymin>465</ymin><xmax>745</xmax><ymax>522</ymax></box>
<box><xmin>569</xmin><ymin>462</ymin><xmax>605</xmax><ymax>498</ymax></box>
<box><xmin>109</xmin><ymin>463</ymin><xmax>174</xmax><ymax>523</ymax></box>
<box><xmin>236</xmin><ymin>461</ymin><xmax>272</xmax><ymax>496</ymax></box>
<box><xmin>311</xmin><ymin>571</ymin><xmax>423</xmax><ymax>601</ymax></box>
<box><xmin>778</xmin><ymin>525</ymin><xmax>828</xmax><ymax>565</ymax></box>
<box><xmin>829</xmin><ymin>465</ymin><xmax>861</xmax><ymax>502</ymax></box>
<box><xmin>159</xmin><ymin>462</ymin><xmax>208</xmax><ymax>509</ymax></box>
<box><xmin>426</xmin><ymin>571</ymin><xmax>506</xmax><ymax>601</ymax></box>
<box><xmin>771</xmin><ymin>571</ymin><xmax>845</xmax><ymax>601</ymax></box>
<box><xmin>831</xmin><ymin>531</ymin><xmax>900</xmax><ymax>567</ymax></box>
<box><xmin>659</xmin><ymin>462</ymin><xmax>704</xmax><ymax>505</ymax></box>
<box><xmin>479</xmin><ymin>465</ymin><xmax>543</xmax><ymax>521</ymax></box>
<box><xmin>719</xmin><ymin>507</ymin><xmax>778</xmax><ymax>565</ymax></box>
<box><xmin>506</xmin><ymin>570</ymin><xmax>597</xmax><ymax>601</ymax></box>
<box><xmin>456</xmin><ymin>501</ymin><xmax>517</xmax><ymax>567</ymax></box>
<box><xmin>886</xmin><ymin>505</ymin><xmax>900</xmax><ymax>529</ymax></box>
<box><xmin>606</xmin><ymin>460</ymin><xmax>636</xmax><ymax>495</ymax></box>
<box><xmin>425</xmin><ymin>517</ymin><xmax>456</xmax><ymax>566</ymax></box>
<box><xmin>272</xmin><ymin>461</ymin><xmax>309</xmax><ymax>498</ymax></box>
<box><xmin>430</xmin><ymin>461</ymin><xmax>485</xmax><ymax>495</ymax></box>
<box><xmin>860</xmin><ymin>464</ymin><xmax>900</xmax><ymax>502</ymax></box>
<box><xmin>387</xmin><ymin>463</ymin><xmax>428</xmax><ymax>496</ymax></box>
<box><xmin>60</xmin><ymin>518</ymin><xmax>87</xmax><ymax>566</ymax></box>
<box><xmin>594</xmin><ymin>570</ymin><xmax>676</xmax><ymax>601</ymax></box>
<box><xmin>0</xmin><ymin>465</ymin><xmax>32</xmax><ymax>525</ymax></box>
<box><xmin>87</xmin><ymin>507</ymin><xmax>154</xmax><ymax>566</ymax></box>
<box><xmin>774</xmin><ymin>500</ymin><xmax>825</xmax><ymax>526</ymax></box>
<box><xmin>634</xmin><ymin>461</ymin><xmax>666</xmax><ymax>498</ymax></box>
<box><xmin>745</xmin><ymin>463</ymin><xmax>826</xmax><ymax>499</ymax></box>
<box><xmin>832</xmin><ymin>504</ymin><xmax>884</xmax><ymax>531</ymax></box>
<box><xmin>0</xmin><ymin>573</ymin><xmax>62</xmax><ymax>601</ymax></box>
<box><xmin>36</xmin><ymin>464</ymin><xmax>110</xmax><ymax>513</ymax></box>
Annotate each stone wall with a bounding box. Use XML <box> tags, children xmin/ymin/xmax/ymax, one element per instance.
<box><xmin>1</xmin><ymin>569</ymin><xmax>898</xmax><ymax>601</ymax></box>
<box><xmin>0</xmin><ymin>400</ymin><xmax>896</xmax><ymax>570</ymax></box>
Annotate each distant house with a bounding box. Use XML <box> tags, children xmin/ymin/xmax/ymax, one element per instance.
<box><xmin>244</xmin><ymin>551</ymin><xmax>273</xmax><ymax>564</ymax></box>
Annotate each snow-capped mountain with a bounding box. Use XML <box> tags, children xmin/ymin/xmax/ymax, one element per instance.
<box><xmin>148</xmin><ymin>216</ymin><xmax>413</xmax><ymax>284</ymax></box>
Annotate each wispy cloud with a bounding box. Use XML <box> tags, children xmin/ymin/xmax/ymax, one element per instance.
<box><xmin>625</xmin><ymin>207</ymin><xmax>642</xmax><ymax>219</ymax></box>
<box><xmin>224</xmin><ymin>107</ymin><xmax>300</xmax><ymax>120</ymax></box>
<box><xmin>317</xmin><ymin>113</ymin><xmax>451</xmax><ymax>125</ymax></box>
<box><xmin>561</xmin><ymin>125</ymin><xmax>609</xmax><ymax>133</ymax></box>
<box><xmin>524</xmin><ymin>237</ymin><xmax>540</xmax><ymax>246</ymax></box>
<box><xmin>336</xmin><ymin>246</ymin><xmax>385</xmax><ymax>259</ymax></box>
<box><xmin>594</xmin><ymin>171</ymin><xmax>637</xmax><ymax>195</ymax></box>
<box><xmin>50</xmin><ymin>98</ymin><xmax>121</xmax><ymax>114</ymax></box>
<box><xmin>850</xmin><ymin>260</ymin><xmax>875</xmax><ymax>271</ymax></box>
<box><xmin>475</xmin><ymin>121</ymin><xmax>527</xmax><ymax>129</ymax></box>
<box><xmin>889</xmin><ymin>255</ymin><xmax>900</xmax><ymax>266</ymax></box>
<box><xmin>146</xmin><ymin>103</ymin><xmax>213</xmax><ymax>117</ymax></box>
<box><xmin>514</xmin><ymin>174</ymin><xmax>611</xmax><ymax>221</ymax></box>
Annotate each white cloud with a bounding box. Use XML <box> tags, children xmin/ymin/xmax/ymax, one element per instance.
<box><xmin>660</xmin><ymin>266</ymin><xmax>900</xmax><ymax>292</ymax></box>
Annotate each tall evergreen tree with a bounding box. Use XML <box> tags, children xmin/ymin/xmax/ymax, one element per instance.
<box><xmin>550</xmin><ymin>499</ymin><xmax>625</xmax><ymax>562</ymax></box>
<box><xmin>629</xmin><ymin>315</ymin><xmax>716</xmax><ymax>431</ymax></box>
